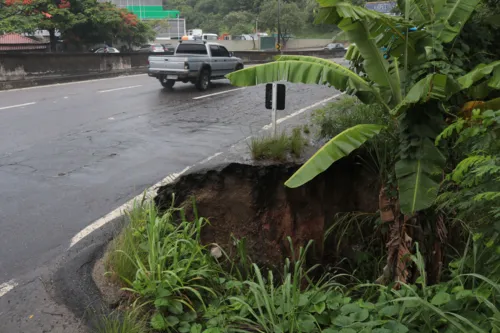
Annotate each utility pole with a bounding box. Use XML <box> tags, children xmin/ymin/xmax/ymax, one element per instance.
<box><xmin>177</xmin><ymin>13</ymin><xmax>180</xmax><ymax>39</ymax></box>
<box><xmin>277</xmin><ymin>0</ymin><xmax>282</xmax><ymax>54</ymax></box>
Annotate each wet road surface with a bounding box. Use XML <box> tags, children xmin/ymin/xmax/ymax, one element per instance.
<box><xmin>0</xmin><ymin>74</ymin><xmax>335</xmax><ymax>284</ymax></box>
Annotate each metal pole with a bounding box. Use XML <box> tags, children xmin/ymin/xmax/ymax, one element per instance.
<box><xmin>177</xmin><ymin>13</ymin><xmax>180</xmax><ymax>39</ymax></box>
<box><xmin>272</xmin><ymin>83</ymin><xmax>277</xmax><ymax>137</ymax></box>
<box><xmin>277</xmin><ymin>0</ymin><xmax>281</xmax><ymax>54</ymax></box>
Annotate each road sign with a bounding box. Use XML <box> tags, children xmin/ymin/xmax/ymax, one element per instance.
<box><xmin>265</xmin><ymin>83</ymin><xmax>285</xmax><ymax>110</ymax></box>
<box><xmin>265</xmin><ymin>83</ymin><xmax>286</xmax><ymax>136</ymax></box>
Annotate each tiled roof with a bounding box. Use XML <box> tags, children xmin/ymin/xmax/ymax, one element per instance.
<box><xmin>0</xmin><ymin>33</ymin><xmax>47</xmax><ymax>45</ymax></box>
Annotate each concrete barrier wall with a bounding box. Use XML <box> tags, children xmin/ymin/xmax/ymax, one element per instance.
<box><xmin>154</xmin><ymin>39</ymin><xmax>334</xmax><ymax>51</ymax></box>
<box><xmin>286</xmin><ymin>39</ymin><xmax>333</xmax><ymax>49</ymax></box>
<box><xmin>215</xmin><ymin>39</ymin><xmax>333</xmax><ymax>51</ymax></box>
<box><xmin>0</xmin><ymin>53</ymin><xmax>149</xmax><ymax>82</ymax></box>
<box><xmin>216</xmin><ymin>40</ymin><xmax>259</xmax><ymax>51</ymax></box>
<box><xmin>234</xmin><ymin>49</ymin><xmax>345</xmax><ymax>63</ymax></box>
<box><xmin>0</xmin><ymin>49</ymin><xmax>345</xmax><ymax>90</ymax></box>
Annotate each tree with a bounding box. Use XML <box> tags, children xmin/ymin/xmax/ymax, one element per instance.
<box><xmin>227</xmin><ymin>0</ymin><xmax>500</xmax><ymax>286</ymax></box>
<box><xmin>36</xmin><ymin>0</ymin><xmax>86</xmax><ymax>51</ymax></box>
<box><xmin>222</xmin><ymin>11</ymin><xmax>253</xmax><ymax>35</ymax></box>
<box><xmin>146</xmin><ymin>19</ymin><xmax>170</xmax><ymax>34</ymax></box>
<box><xmin>63</xmin><ymin>2</ymin><xmax>155</xmax><ymax>49</ymax></box>
<box><xmin>258</xmin><ymin>1</ymin><xmax>305</xmax><ymax>47</ymax></box>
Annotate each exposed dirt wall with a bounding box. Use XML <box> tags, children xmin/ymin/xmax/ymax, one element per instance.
<box><xmin>155</xmin><ymin>159</ymin><xmax>379</xmax><ymax>269</ymax></box>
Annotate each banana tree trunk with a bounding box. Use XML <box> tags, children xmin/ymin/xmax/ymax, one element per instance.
<box><xmin>376</xmin><ymin>186</ymin><xmax>413</xmax><ymax>288</ymax></box>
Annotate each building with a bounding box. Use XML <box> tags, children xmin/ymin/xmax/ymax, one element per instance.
<box><xmin>99</xmin><ymin>0</ymin><xmax>186</xmax><ymax>39</ymax></box>
<box><xmin>0</xmin><ymin>33</ymin><xmax>49</xmax><ymax>52</ymax></box>
<box><xmin>366</xmin><ymin>1</ymin><xmax>397</xmax><ymax>14</ymax></box>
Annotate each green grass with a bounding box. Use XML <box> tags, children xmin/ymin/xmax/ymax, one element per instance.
<box><xmin>290</xmin><ymin>127</ymin><xmax>306</xmax><ymax>158</ymax></box>
<box><xmin>250</xmin><ymin>132</ymin><xmax>289</xmax><ymax>161</ymax></box>
<box><xmin>94</xmin><ymin>310</ymin><xmax>148</xmax><ymax>333</ymax></box>
<box><xmin>250</xmin><ymin>128</ymin><xmax>306</xmax><ymax>161</ymax></box>
<box><xmin>106</xmin><ymin>199</ymin><xmax>148</xmax><ymax>285</ymax></box>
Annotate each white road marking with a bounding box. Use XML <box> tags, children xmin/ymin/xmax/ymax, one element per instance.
<box><xmin>68</xmin><ymin>94</ymin><xmax>342</xmax><ymax>248</ymax></box>
<box><xmin>98</xmin><ymin>85</ymin><xmax>142</xmax><ymax>93</ymax></box>
<box><xmin>262</xmin><ymin>93</ymin><xmax>344</xmax><ymax>130</ymax></box>
<box><xmin>0</xmin><ymin>74</ymin><xmax>147</xmax><ymax>93</ymax></box>
<box><xmin>0</xmin><ymin>279</ymin><xmax>18</xmax><ymax>298</ymax></box>
<box><xmin>193</xmin><ymin>88</ymin><xmax>245</xmax><ymax>100</ymax></box>
<box><xmin>68</xmin><ymin>163</ymin><xmax>192</xmax><ymax>248</ymax></box>
<box><xmin>0</xmin><ymin>102</ymin><xmax>36</xmax><ymax>111</ymax></box>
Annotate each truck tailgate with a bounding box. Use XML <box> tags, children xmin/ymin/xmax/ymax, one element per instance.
<box><xmin>148</xmin><ymin>55</ymin><xmax>189</xmax><ymax>72</ymax></box>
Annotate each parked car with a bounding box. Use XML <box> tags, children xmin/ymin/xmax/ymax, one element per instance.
<box><xmin>324</xmin><ymin>43</ymin><xmax>344</xmax><ymax>51</ymax></box>
<box><xmin>138</xmin><ymin>44</ymin><xmax>165</xmax><ymax>53</ymax></box>
<box><xmin>95</xmin><ymin>47</ymin><xmax>120</xmax><ymax>53</ymax></box>
<box><xmin>148</xmin><ymin>41</ymin><xmax>244</xmax><ymax>91</ymax></box>
<box><xmin>161</xmin><ymin>43</ymin><xmax>175</xmax><ymax>54</ymax></box>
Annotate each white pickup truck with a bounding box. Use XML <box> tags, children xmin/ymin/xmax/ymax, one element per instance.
<box><xmin>148</xmin><ymin>41</ymin><xmax>244</xmax><ymax>91</ymax></box>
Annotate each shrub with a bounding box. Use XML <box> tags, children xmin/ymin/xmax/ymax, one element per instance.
<box><xmin>312</xmin><ymin>96</ymin><xmax>390</xmax><ymax>139</ymax></box>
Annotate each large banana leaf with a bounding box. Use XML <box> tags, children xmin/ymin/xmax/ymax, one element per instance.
<box><xmin>315</xmin><ymin>2</ymin><xmax>406</xmax><ymax>106</ymax></box>
<box><xmin>399</xmin><ymin>0</ymin><xmax>479</xmax><ymax>42</ymax></box>
<box><xmin>458</xmin><ymin>60</ymin><xmax>500</xmax><ymax>90</ymax></box>
<box><xmin>397</xmin><ymin>0</ymin><xmax>435</xmax><ymax>25</ymax></box>
<box><xmin>431</xmin><ymin>0</ymin><xmax>480</xmax><ymax>42</ymax></box>
<box><xmin>391</xmin><ymin>73</ymin><xmax>461</xmax><ymax>115</ymax></box>
<box><xmin>396</xmin><ymin>139</ymin><xmax>446</xmax><ymax>214</ymax></box>
<box><xmin>225</xmin><ymin>59</ymin><xmax>381</xmax><ymax>105</ymax></box>
<box><xmin>285</xmin><ymin>124</ymin><xmax>384</xmax><ymax>188</ymax></box>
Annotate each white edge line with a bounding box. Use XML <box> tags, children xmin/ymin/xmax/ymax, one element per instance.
<box><xmin>193</xmin><ymin>88</ymin><xmax>245</xmax><ymax>100</ymax></box>
<box><xmin>68</xmin><ymin>92</ymin><xmax>344</xmax><ymax>249</ymax></box>
<box><xmin>262</xmin><ymin>93</ymin><xmax>344</xmax><ymax>130</ymax></box>
<box><xmin>0</xmin><ymin>279</ymin><xmax>18</xmax><ymax>298</ymax></box>
<box><xmin>0</xmin><ymin>74</ymin><xmax>147</xmax><ymax>93</ymax></box>
<box><xmin>98</xmin><ymin>85</ymin><xmax>142</xmax><ymax>93</ymax></box>
<box><xmin>0</xmin><ymin>102</ymin><xmax>36</xmax><ymax>111</ymax></box>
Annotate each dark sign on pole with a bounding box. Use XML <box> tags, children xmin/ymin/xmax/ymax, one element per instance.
<box><xmin>265</xmin><ymin>83</ymin><xmax>286</xmax><ymax>110</ymax></box>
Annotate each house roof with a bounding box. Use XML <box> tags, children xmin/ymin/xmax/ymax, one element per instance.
<box><xmin>0</xmin><ymin>33</ymin><xmax>47</xmax><ymax>45</ymax></box>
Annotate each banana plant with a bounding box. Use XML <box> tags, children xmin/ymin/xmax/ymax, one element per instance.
<box><xmin>226</xmin><ymin>0</ymin><xmax>498</xmax><ymax>285</ymax></box>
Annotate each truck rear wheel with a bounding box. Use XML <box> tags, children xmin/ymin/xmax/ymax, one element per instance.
<box><xmin>160</xmin><ymin>77</ymin><xmax>175</xmax><ymax>89</ymax></box>
<box><xmin>195</xmin><ymin>69</ymin><xmax>210</xmax><ymax>91</ymax></box>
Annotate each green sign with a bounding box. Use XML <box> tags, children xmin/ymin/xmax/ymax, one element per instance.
<box><xmin>126</xmin><ymin>7</ymin><xmax>179</xmax><ymax>19</ymax></box>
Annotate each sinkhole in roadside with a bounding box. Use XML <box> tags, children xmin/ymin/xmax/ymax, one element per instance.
<box><xmin>155</xmin><ymin>159</ymin><xmax>380</xmax><ymax>270</ymax></box>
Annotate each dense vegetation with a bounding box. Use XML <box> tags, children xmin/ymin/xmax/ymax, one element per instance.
<box><xmin>97</xmin><ymin>0</ymin><xmax>500</xmax><ymax>331</ymax></box>
<box><xmin>162</xmin><ymin>0</ymin><xmax>342</xmax><ymax>38</ymax></box>
<box><xmin>103</xmin><ymin>197</ymin><xmax>500</xmax><ymax>332</ymax></box>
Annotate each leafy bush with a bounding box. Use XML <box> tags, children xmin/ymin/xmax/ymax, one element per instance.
<box><xmin>312</xmin><ymin>96</ymin><xmax>390</xmax><ymax>140</ymax></box>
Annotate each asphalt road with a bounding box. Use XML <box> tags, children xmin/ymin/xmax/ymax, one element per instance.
<box><xmin>0</xmin><ymin>73</ymin><xmax>335</xmax><ymax>284</ymax></box>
